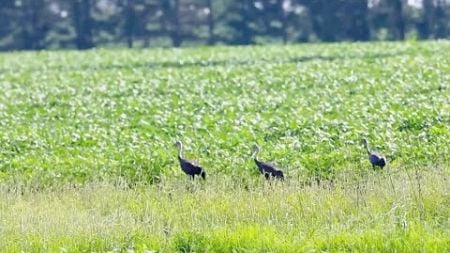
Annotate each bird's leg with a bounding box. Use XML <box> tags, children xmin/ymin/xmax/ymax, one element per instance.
<box><xmin>315</xmin><ymin>177</ymin><xmax>321</xmax><ymax>187</ymax></box>
<box><xmin>185</xmin><ymin>179</ymin><xmax>194</xmax><ymax>191</ymax></box>
<box><xmin>328</xmin><ymin>178</ymin><xmax>335</xmax><ymax>190</ymax></box>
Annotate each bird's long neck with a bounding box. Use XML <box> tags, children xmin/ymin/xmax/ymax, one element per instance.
<box><xmin>363</xmin><ymin>142</ymin><xmax>371</xmax><ymax>155</ymax></box>
<box><xmin>252</xmin><ymin>149</ymin><xmax>259</xmax><ymax>162</ymax></box>
<box><xmin>177</xmin><ymin>144</ymin><xmax>183</xmax><ymax>159</ymax></box>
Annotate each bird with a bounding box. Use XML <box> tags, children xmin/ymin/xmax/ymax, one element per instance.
<box><xmin>175</xmin><ymin>140</ymin><xmax>206</xmax><ymax>180</ymax></box>
<box><xmin>250</xmin><ymin>144</ymin><xmax>284</xmax><ymax>180</ymax></box>
<box><xmin>360</xmin><ymin>138</ymin><xmax>386</xmax><ymax>170</ymax></box>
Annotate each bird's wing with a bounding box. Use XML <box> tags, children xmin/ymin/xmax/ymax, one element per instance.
<box><xmin>189</xmin><ymin>159</ymin><xmax>200</xmax><ymax>167</ymax></box>
<box><xmin>257</xmin><ymin>160</ymin><xmax>280</xmax><ymax>174</ymax></box>
<box><xmin>369</xmin><ymin>153</ymin><xmax>385</xmax><ymax>164</ymax></box>
<box><xmin>370</xmin><ymin>149</ymin><xmax>385</xmax><ymax>158</ymax></box>
<box><xmin>180</xmin><ymin>158</ymin><xmax>203</xmax><ymax>174</ymax></box>
<box><xmin>371</xmin><ymin>151</ymin><xmax>385</xmax><ymax>159</ymax></box>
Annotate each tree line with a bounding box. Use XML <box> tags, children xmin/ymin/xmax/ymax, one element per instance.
<box><xmin>0</xmin><ymin>0</ymin><xmax>448</xmax><ymax>51</ymax></box>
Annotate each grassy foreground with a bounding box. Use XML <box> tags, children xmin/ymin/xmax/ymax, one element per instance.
<box><xmin>0</xmin><ymin>41</ymin><xmax>449</xmax><ymax>251</ymax></box>
<box><xmin>1</xmin><ymin>168</ymin><xmax>449</xmax><ymax>252</ymax></box>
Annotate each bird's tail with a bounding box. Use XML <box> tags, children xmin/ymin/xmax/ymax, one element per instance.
<box><xmin>200</xmin><ymin>171</ymin><xmax>206</xmax><ymax>180</ymax></box>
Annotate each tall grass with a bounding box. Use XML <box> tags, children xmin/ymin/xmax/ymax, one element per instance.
<box><xmin>1</xmin><ymin>167</ymin><xmax>448</xmax><ymax>252</ymax></box>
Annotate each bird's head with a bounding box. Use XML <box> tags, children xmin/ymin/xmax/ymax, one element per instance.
<box><xmin>175</xmin><ymin>140</ymin><xmax>182</xmax><ymax>150</ymax></box>
<box><xmin>251</xmin><ymin>144</ymin><xmax>260</xmax><ymax>157</ymax></box>
<box><xmin>360</xmin><ymin>138</ymin><xmax>368</xmax><ymax>147</ymax></box>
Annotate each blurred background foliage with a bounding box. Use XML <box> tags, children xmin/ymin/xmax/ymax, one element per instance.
<box><xmin>0</xmin><ymin>0</ymin><xmax>448</xmax><ymax>51</ymax></box>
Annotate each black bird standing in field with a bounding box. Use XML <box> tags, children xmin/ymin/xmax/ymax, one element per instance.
<box><xmin>361</xmin><ymin>138</ymin><xmax>396</xmax><ymax>193</ymax></box>
<box><xmin>361</xmin><ymin>138</ymin><xmax>386</xmax><ymax>170</ymax></box>
<box><xmin>251</xmin><ymin>144</ymin><xmax>284</xmax><ymax>180</ymax></box>
<box><xmin>175</xmin><ymin>140</ymin><xmax>206</xmax><ymax>180</ymax></box>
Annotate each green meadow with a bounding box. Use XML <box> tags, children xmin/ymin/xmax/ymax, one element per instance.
<box><xmin>0</xmin><ymin>41</ymin><xmax>449</xmax><ymax>252</ymax></box>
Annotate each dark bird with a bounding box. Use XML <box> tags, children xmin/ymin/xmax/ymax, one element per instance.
<box><xmin>361</xmin><ymin>138</ymin><xmax>386</xmax><ymax>170</ymax></box>
<box><xmin>175</xmin><ymin>140</ymin><xmax>206</xmax><ymax>180</ymax></box>
<box><xmin>251</xmin><ymin>144</ymin><xmax>284</xmax><ymax>180</ymax></box>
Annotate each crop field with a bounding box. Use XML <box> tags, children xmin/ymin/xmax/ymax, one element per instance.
<box><xmin>0</xmin><ymin>41</ymin><xmax>449</xmax><ymax>252</ymax></box>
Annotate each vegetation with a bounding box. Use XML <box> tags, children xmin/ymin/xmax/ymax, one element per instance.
<box><xmin>1</xmin><ymin>169</ymin><xmax>449</xmax><ymax>252</ymax></box>
<box><xmin>0</xmin><ymin>41</ymin><xmax>449</xmax><ymax>251</ymax></box>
